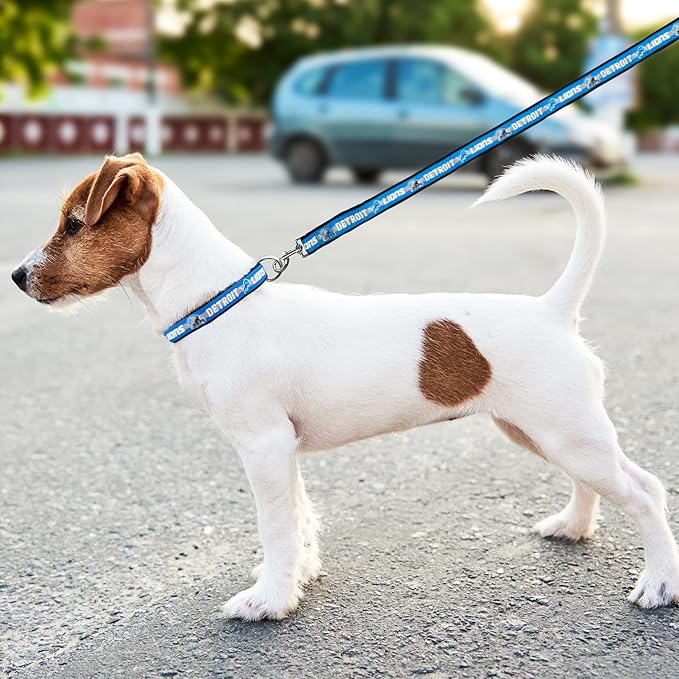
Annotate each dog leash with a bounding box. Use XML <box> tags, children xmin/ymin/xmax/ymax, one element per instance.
<box><xmin>164</xmin><ymin>17</ymin><xmax>679</xmax><ymax>344</ymax></box>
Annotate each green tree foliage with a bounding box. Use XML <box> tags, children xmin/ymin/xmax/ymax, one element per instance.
<box><xmin>511</xmin><ymin>0</ymin><xmax>597</xmax><ymax>92</ymax></box>
<box><xmin>0</xmin><ymin>0</ymin><xmax>73</xmax><ymax>97</ymax></box>
<box><xmin>160</xmin><ymin>0</ymin><xmax>498</xmax><ymax>106</ymax></box>
<box><xmin>626</xmin><ymin>24</ymin><xmax>679</xmax><ymax>130</ymax></box>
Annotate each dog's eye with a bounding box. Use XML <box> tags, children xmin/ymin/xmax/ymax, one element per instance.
<box><xmin>64</xmin><ymin>218</ymin><xmax>83</xmax><ymax>236</ymax></box>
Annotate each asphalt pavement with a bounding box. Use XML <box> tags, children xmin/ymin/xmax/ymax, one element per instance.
<box><xmin>1</xmin><ymin>154</ymin><xmax>678</xmax><ymax>678</ymax></box>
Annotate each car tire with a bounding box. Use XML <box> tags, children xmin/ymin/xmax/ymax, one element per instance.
<box><xmin>285</xmin><ymin>138</ymin><xmax>326</xmax><ymax>184</ymax></box>
<box><xmin>351</xmin><ymin>167</ymin><xmax>381</xmax><ymax>184</ymax></box>
<box><xmin>484</xmin><ymin>142</ymin><xmax>532</xmax><ymax>183</ymax></box>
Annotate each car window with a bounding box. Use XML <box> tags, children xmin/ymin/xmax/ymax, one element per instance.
<box><xmin>396</xmin><ymin>59</ymin><xmax>443</xmax><ymax>104</ymax></box>
<box><xmin>327</xmin><ymin>59</ymin><xmax>387</xmax><ymax>101</ymax></box>
<box><xmin>441</xmin><ymin>67</ymin><xmax>476</xmax><ymax>106</ymax></box>
<box><xmin>293</xmin><ymin>66</ymin><xmax>327</xmax><ymax>96</ymax></box>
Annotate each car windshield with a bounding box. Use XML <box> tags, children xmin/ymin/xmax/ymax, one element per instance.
<box><xmin>451</xmin><ymin>53</ymin><xmax>541</xmax><ymax>104</ymax></box>
<box><xmin>450</xmin><ymin>51</ymin><xmax>581</xmax><ymax>118</ymax></box>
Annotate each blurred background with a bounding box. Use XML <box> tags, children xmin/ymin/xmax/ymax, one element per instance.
<box><xmin>0</xmin><ymin>0</ymin><xmax>677</xmax><ymax>179</ymax></box>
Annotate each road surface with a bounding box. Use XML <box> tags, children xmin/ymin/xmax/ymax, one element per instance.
<box><xmin>1</xmin><ymin>154</ymin><xmax>678</xmax><ymax>677</ymax></box>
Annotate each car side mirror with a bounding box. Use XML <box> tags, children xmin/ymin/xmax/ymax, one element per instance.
<box><xmin>461</xmin><ymin>87</ymin><xmax>485</xmax><ymax>106</ymax></box>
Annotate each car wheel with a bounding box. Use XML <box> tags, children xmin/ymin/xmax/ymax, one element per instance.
<box><xmin>351</xmin><ymin>167</ymin><xmax>381</xmax><ymax>184</ymax></box>
<box><xmin>285</xmin><ymin>138</ymin><xmax>326</xmax><ymax>184</ymax></box>
<box><xmin>484</xmin><ymin>142</ymin><xmax>532</xmax><ymax>183</ymax></box>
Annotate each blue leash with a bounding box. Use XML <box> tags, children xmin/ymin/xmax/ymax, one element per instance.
<box><xmin>165</xmin><ymin>17</ymin><xmax>679</xmax><ymax>344</ymax></box>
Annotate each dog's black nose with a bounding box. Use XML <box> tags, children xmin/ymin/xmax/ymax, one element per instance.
<box><xmin>11</xmin><ymin>266</ymin><xmax>28</xmax><ymax>291</ymax></box>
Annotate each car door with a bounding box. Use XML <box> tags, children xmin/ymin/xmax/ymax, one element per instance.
<box><xmin>314</xmin><ymin>58</ymin><xmax>392</xmax><ymax>168</ymax></box>
<box><xmin>389</xmin><ymin>57</ymin><xmax>493</xmax><ymax>168</ymax></box>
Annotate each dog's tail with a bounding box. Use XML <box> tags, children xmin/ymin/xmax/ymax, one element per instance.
<box><xmin>473</xmin><ymin>155</ymin><xmax>605</xmax><ymax>322</ymax></box>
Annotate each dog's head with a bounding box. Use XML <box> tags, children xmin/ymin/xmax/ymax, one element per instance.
<box><xmin>11</xmin><ymin>153</ymin><xmax>162</xmax><ymax>307</ymax></box>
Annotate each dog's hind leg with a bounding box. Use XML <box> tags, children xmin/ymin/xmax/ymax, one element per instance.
<box><xmin>529</xmin><ymin>406</ymin><xmax>679</xmax><ymax>608</ymax></box>
<box><xmin>222</xmin><ymin>420</ymin><xmax>305</xmax><ymax>621</ymax></box>
<box><xmin>494</xmin><ymin>417</ymin><xmax>600</xmax><ymax>540</ymax></box>
<box><xmin>533</xmin><ymin>479</ymin><xmax>599</xmax><ymax>541</ymax></box>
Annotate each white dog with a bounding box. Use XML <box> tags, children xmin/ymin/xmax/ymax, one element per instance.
<box><xmin>12</xmin><ymin>153</ymin><xmax>679</xmax><ymax>620</ymax></box>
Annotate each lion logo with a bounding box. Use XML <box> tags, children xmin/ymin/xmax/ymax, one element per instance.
<box><xmin>494</xmin><ymin>128</ymin><xmax>509</xmax><ymax>143</ymax></box>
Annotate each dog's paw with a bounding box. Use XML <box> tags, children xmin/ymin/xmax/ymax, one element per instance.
<box><xmin>250</xmin><ymin>551</ymin><xmax>320</xmax><ymax>588</ymax></box>
<box><xmin>628</xmin><ymin>568</ymin><xmax>679</xmax><ymax>608</ymax></box>
<box><xmin>222</xmin><ymin>581</ymin><xmax>301</xmax><ymax>621</ymax></box>
<box><xmin>533</xmin><ymin>511</ymin><xmax>596</xmax><ymax>541</ymax></box>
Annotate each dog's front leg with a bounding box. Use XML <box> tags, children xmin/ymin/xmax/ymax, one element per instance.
<box><xmin>222</xmin><ymin>423</ymin><xmax>303</xmax><ymax>621</ymax></box>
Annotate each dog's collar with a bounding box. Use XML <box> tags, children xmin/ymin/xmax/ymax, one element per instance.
<box><xmin>163</xmin><ymin>263</ymin><xmax>267</xmax><ymax>343</ymax></box>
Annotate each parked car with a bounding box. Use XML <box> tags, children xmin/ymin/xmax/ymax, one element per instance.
<box><xmin>270</xmin><ymin>45</ymin><xmax>626</xmax><ymax>184</ymax></box>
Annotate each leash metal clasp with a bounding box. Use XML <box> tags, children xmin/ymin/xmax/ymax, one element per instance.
<box><xmin>257</xmin><ymin>241</ymin><xmax>303</xmax><ymax>282</ymax></box>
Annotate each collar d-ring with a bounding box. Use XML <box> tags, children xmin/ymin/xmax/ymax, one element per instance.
<box><xmin>257</xmin><ymin>242</ymin><xmax>303</xmax><ymax>281</ymax></box>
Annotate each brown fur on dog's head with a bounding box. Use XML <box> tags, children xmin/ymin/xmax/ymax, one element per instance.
<box><xmin>23</xmin><ymin>153</ymin><xmax>162</xmax><ymax>304</ymax></box>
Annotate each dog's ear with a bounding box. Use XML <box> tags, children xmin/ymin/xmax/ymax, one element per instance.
<box><xmin>85</xmin><ymin>153</ymin><xmax>159</xmax><ymax>225</ymax></box>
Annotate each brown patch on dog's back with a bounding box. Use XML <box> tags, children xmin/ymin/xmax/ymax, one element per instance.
<box><xmin>419</xmin><ymin>319</ymin><xmax>492</xmax><ymax>407</ymax></box>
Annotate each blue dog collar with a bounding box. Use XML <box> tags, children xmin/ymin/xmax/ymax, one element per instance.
<box><xmin>163</xmin><ymin>263</ymin><xmax>267</xmax><ymax>343</ymax></box>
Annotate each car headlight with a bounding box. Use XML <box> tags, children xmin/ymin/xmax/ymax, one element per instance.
<box><xmin>592</xmin><ymin>125</ymin><xmax>626</xmax><ymax>164</ymax></box>
<box><xmin>565</xmin><ymin>123</ymin><xmax>596</xmax><ymax>149</ymax></box>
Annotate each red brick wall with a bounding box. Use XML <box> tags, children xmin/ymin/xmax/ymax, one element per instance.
<box><xmin>73</xmin><ymin>0</ymin><xmax>149</xmax><ymax>58</ymax></box>
<box><xmin>70</xmin><ymin>0</ymin><xmax>182</xmax><ymax>94</ymax></box>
